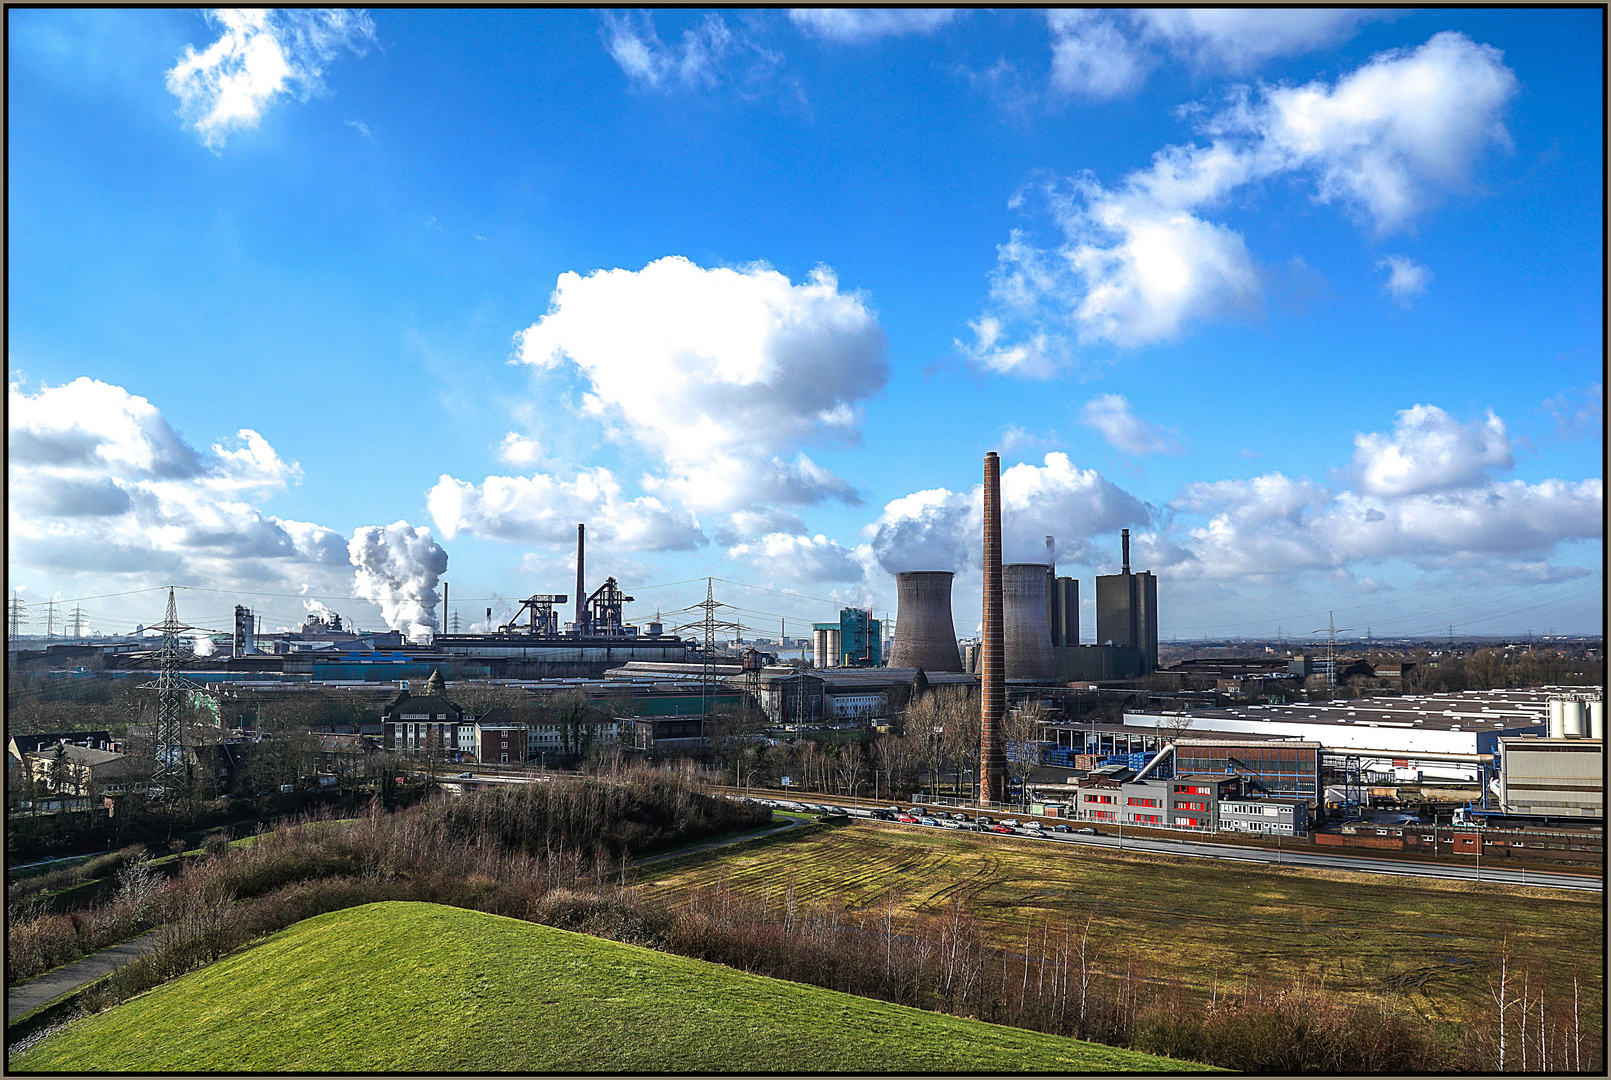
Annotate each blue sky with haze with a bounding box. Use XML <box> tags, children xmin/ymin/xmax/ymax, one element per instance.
<box><xmin>7</xmin><ymin>8</ymin><xmax>1603</xmax><ymax>643</ymax></box>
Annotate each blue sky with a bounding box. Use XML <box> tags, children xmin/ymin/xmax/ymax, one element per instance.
<box><xmin>7</xmin><ymin>8</ymin><xmax>1603</xmax><ymax>644</ymax></box>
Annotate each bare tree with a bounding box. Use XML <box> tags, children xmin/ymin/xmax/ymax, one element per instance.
<box><xmin>938</xmin><ymin>686</ymin><xmax>981</xmax><ymax>798</ymax></box>
<box><xmin>1000</xmin><ymin>699</ymin><xmax>1045</xmax><ymax>806</ymax></box>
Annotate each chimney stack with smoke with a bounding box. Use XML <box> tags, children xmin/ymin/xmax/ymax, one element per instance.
<box><xmin>575</xmin><ymin>523</ymin><xmax>587</xmax><ymax>634</ymax></box>
<box><xmin>980</xmin><ymin>451</ymin><xmax>1006</xmax><ymax>805</ymax></box>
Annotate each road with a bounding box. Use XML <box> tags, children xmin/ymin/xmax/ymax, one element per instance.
<box><xmin>6</xmin><ymin>929</ymin><xmax>165</xmax><ymax>1022</ymax></box>
<box><xmin>740</xmin><ymin>798</ymin><xmax>1601</xmax><ymax>893</ymax></box>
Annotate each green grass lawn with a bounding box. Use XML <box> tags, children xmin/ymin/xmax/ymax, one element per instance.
<box><xmin>13</xmin><ymin>901</ymin><xmax>1214</xmax><ymax>1073</ymax></box>
<box><xmin>631</xmin><ymin>821</ymin><xmax>1603</xmax><ymax>1025</ymax></box>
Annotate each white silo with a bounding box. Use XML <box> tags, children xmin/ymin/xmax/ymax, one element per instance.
<box><xmin>1002</xmin><ymin>563</ymin><xmax>1057</xmax><ymax>681</ymax></box>
<box><xmin>1589</xmin><ymin>699</ymin><xmax>1604</xmax><ymax>740</ymax></box>
<box><xmin>1562</xmin><ymin>698</ymin><xmax>1587</xmax><ymax>738</ymax></box>
<box><xmin>1548</xmin><ymin>697</ymin><xmax>1567</xmax><ymax>738</ymax></box>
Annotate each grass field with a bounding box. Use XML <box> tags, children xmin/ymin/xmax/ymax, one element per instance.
<box><xmin>11</xmin><ymin>901</ymin><xmax>1213</xmax><ymax>1073</ymax></box>
<box><xmin>631</xmin><ymin>821</ymin><xmax>1603</xmax><ymax>1024</ymax></box>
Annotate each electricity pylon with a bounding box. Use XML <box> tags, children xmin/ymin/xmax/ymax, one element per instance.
<box><xmin>137</xmin><ymin>589</ymin><xmax>209</xmax><ymax>796</ymax></box>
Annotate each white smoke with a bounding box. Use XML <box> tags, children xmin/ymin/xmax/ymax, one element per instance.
<box><xmin>191</xmin><ymin>632</ymin><xmax>217</xmax><ymax>657</ymax></box>
<box><xmin>303</xmin><ymin>598</ymin><xmax>336</xmax><ymax>621</ymax></box>
<box><xmin>348</xmin><ymin>521</ymin><xmax>449</xmax><ymax>643</ymax></box>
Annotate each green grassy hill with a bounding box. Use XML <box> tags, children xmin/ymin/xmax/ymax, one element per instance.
<box><xmin>13</xmin><ymin>901</ymin><xmax>1211</xmax><ymax>1073</ymax></box>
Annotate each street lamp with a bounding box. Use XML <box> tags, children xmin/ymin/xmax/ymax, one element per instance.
<box><xmin>853</xmin><ymin>778</ymin><xmax>866</xmax><ymax>808</ymax></box>
<box><xmin>745</xmin><ymin>770</ymin><xmax>758</xmax><ymax>801</ymax></box>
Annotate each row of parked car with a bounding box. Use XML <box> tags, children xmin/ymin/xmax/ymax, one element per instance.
<box><xmin>743</xmin><ymin>796</ymin><xmax>1102</xmax><ymax>838</ymax></box>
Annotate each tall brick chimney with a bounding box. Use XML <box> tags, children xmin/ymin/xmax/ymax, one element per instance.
<box><xmin>980</xmin><ymin>451</ymin><xmax>1006</xmax><ymax>805</ymax></box>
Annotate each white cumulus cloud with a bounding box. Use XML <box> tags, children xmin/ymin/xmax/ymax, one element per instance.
<box><xmin>1352</xmin><ymin>404</ymin><xmax>1514</xmax><ymax>497</ymax></box>
<box><xmin>427</xmin><ymin>467</ymin><xmax>706</xmax><ymax>552</ymax></box>
<box><xmin>1046</xmin><ymin>11</ymin><xmax>1149</xmax><ymax>99</ymax></box>
<box><xmin>166</xmin><ymin>8</ymin><xmax>376</xmax><ymax>150</ymax></box>
<box><xmin>514</xmin><ymin>255</ymin><xmax>888</xmax><ymax>512</ymax></box>
<box><xmin>1134</xmin><ymin>9</ymin><xmax>1389</xmax><ymax>74</ymax></box>
<box><xmin>1162</xmin><ymin>404</ymin><xmax>1597</xmax><ymax>581</ymax></box>
<box><xmin>1378</xmin><ymin>255</ymin><xmax>1431</xmax><ymax>305</ymax></box>
<box><xmin>1079</xmin><ymin>394</ymin><xmax>1184</xmax><ymax>456</ymax></box>
<box><xmin>7</xmin><ymin>377</ymin><xmax>347</xmax><ymax>592</ymax></box>
<box><xmin>970</xmin><ymin>32</ymin><xmax>1516</xmax><ymax>360</ymax></box>
<box><xmin>727</xmin><ymin>532</ymin><xmax>867</xmax><ymax>584</ymax></box>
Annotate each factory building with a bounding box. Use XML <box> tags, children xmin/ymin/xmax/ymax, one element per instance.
<box><xmin>1074</xmin><ymin>772</ymin><xmax>1248</xmax><ymax>831</ymax></box>
<box><xmin>1121</xmin><ymin>687</ymin><xmax>1561</xmax><ymax>781</ymax></box>
<box><xmin>1497</xmin><ymin>737</ymin><xmax>1603</xmax><ymax>819</ymax></box>
<box><xmin>1174</xmin><ymin>739</ymin><xmax>1323</xmax><ymax>800</ymax></box>
<box><xmin>839</xmin><ymin>608</ymin><xmax>882</xmax><ymax>667</ymax></box>
<box><xmin>1095</xmin><ymin>529</ymin><xmax>1158</xmax><ymax>674</ymax></box>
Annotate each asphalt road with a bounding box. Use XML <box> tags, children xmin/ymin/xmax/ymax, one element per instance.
<box><xmin>744</xmin><ymin>799</ymin><xmax>1602</xmax><ymax>893</ymax></box>
<box><xmin>7</xmin><ymin>929</ymin><xmax>165</xmax><ymax>1021</ymax></box>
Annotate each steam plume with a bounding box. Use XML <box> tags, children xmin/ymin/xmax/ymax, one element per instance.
<box><xmin>348</xmin><ymin>521</ymin><xmax>448</xmax><ymax>642</ymax></box>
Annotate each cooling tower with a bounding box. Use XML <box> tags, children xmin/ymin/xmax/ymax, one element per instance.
<box><xmin>888</xmin><ymin>572</ymin><xmax>964</xmax><ymax>673</ymax></box>
<box><xmin>980</xmin><ymin>452</ymin><xmax>1005</xmax><ymax>805</ymax></box>
<box><xmin>1003</xmin><ymin>563</ymin><xmax>1057</xmax><ymax>681</ymax></box>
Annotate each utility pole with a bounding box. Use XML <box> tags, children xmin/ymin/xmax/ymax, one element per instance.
<box><xmin>7</xmin><ymin>593</ymin><xmax>27</xmax><ymax>639</ymax></box>
<box><xmin>45</xmin><ymin>600</ymin><xmax>58</xmax><ymax>639</ymax></box>
<box><xmin>70</xmin><ymin>605</ymin><xmax>88</xmax><ymax>639</ymax></box>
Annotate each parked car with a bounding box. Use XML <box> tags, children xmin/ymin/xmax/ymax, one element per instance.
<box><xmin>999</xmin><ymin>819</ymin><xmax>1020</xmax><ymax>828</ymax></box>
<box><xmin>1077</xmin><ymin>826</ymin><xmax>1098</xmax><ymax>835</ymax></box>
<box><xmin>919</xmin><ymin>817</ymin><xmax>939</xmax><ymax>827</ymax></box>
<box><xmin>870</xmin><ymin>809</ymin><xmax>896</xmax><ymax>821</ymax></box>
<box><xmin>898</xmin><ymin>814</ymin><xmax>919</xmax><ymax>823</ymax></box>
<box><xmin>458</xmin><ymin>772</ymin><xmax>474</xmax><ymax>779</ymax></box>
<box><xmin>1052</xmin><ymin>823</ymin><xmax>1072</xmax><ymax>833</ymax></box>
<box><xmin>1022</xmin><ymin>819</ymin><xmax>1043</xmax><ymax>831</ymax></box>
<box><xmin>941</xmin><ymin>819</ymin><xmax>961</xmax><ymax>829</ymax></box>
<box><xmin>990</xmin><ymin>824</ymin><xmax>1015</xmax><ymax>834</ymax></box>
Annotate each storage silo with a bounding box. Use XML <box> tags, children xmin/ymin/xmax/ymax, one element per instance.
<box><xmin>1563</xmin><ymin>698</ymin><xmax>1587</xmax><ymax>738</ymax></box>
<box><xmin>1589</xmin><ymin>699</ymin><xmax>1604</xmax><ymax>740</ymax></box>
<box><xmin>887</xmin><ymin>572</ymin><xmax>964</xmax><ymax>673</ymax></box>
<box><xmin>1548</xmin><ymin>697</ymin><xmax>1567</xmax><ymax>738</ymax></box>
<box><xmin>1003</xmin><ymin>563</ymin><xmax>1057</xmax><ymax>681</ymax></box>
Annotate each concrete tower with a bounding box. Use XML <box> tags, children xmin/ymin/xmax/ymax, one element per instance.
<box><xmin>888</xmin><ymin>571</ymin><xmax>964</xmax><ymax>673</ymax></box>
<box><xmin>980</xmin><ymin>452</ymin><xmax>1006</xmax><ymax>805</ymax></box>
<box><xmin>1003</xmin><ymin>563</ymin><xmax>1057</xmax><ymax>681</ymax></box>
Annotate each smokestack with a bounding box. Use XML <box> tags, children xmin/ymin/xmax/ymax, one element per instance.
<box><xmin>888</xmin><ymin>571</ymin><xmax>964</xmax><ymax>673</ymax></box>
<box><xmin>1004</xmin><ymin>563</ymin><xmax>1057</xmax><ymax>681</ymax></box>
<box><xmin>980</xmin><ymin>452</ymin><xmax>1006</xmax><ymax>806</ymax></box>
<box><xmin>1122</xmin><ymin>528</ymin><xmax>1130</xmax><ymax>575</ymax></box>
<box><xmin>575</xmin><ymin>523</ymin><xmax>586</xmax><ymax>633</ymax></box>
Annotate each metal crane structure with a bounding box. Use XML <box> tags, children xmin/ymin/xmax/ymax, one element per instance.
<box><xmin>498</xmin><ymin>594</ymin><xmax>568</xmax><ymax>636</ymax></box>
<box><xmin>137</xmin><ymin>588</ymin><xmax>215</xmax><ymax>797</ymax></box>
<box><xmin>585</xmin><ymin>578</ymin><xmax>635</xmax><ymax>635</ymax></box>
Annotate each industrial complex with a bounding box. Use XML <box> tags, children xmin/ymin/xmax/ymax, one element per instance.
<box><xmin>7</xmin><ymin>450</ymin><xmax>1604</xmax><ymax>867</ymax></box>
